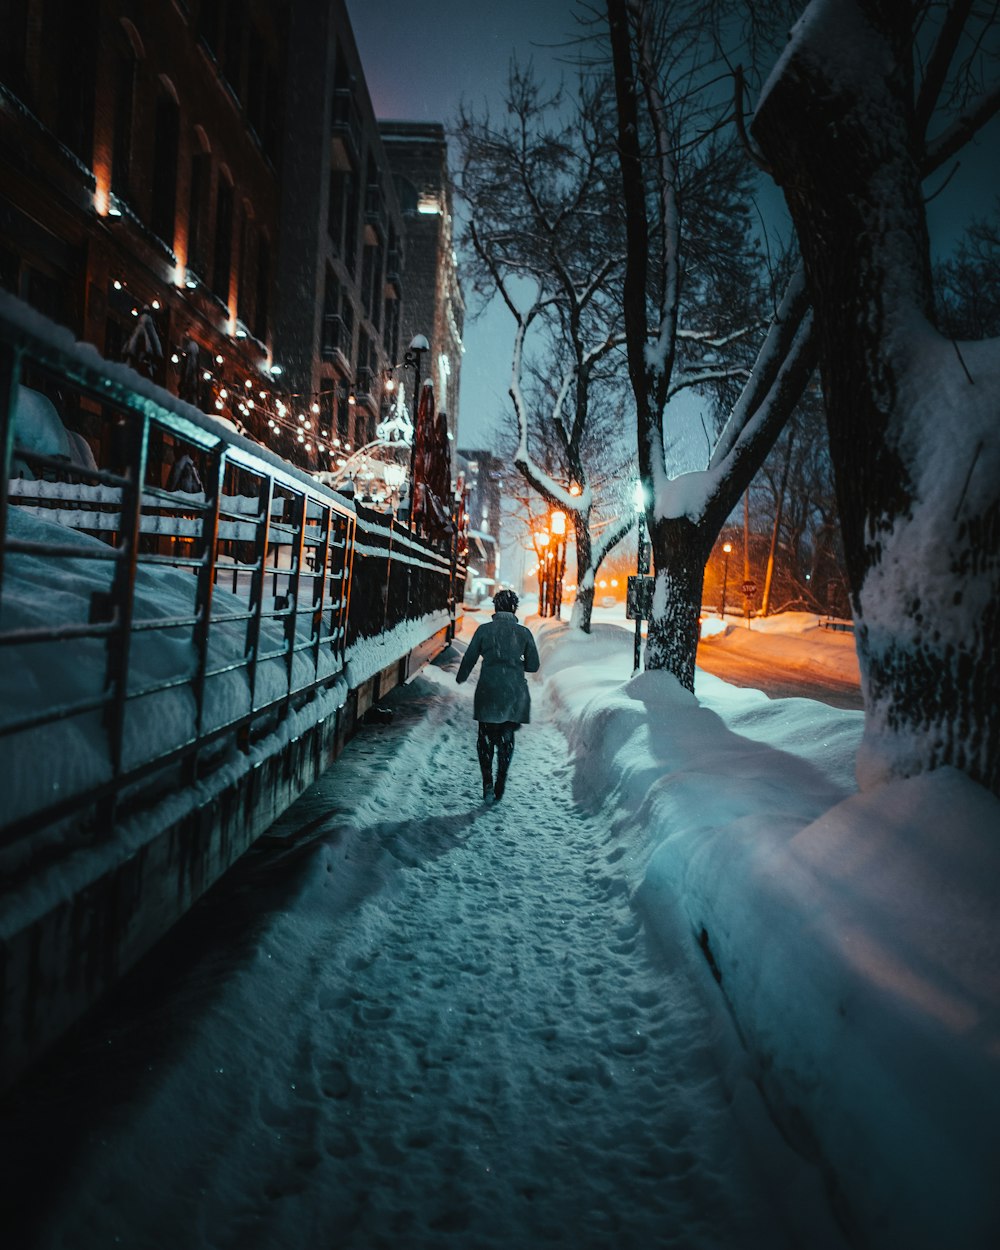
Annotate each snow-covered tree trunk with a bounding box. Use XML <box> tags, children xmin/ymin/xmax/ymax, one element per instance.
<box><xmin>570</xmin><ymin>513</ymin><xmax>596</xmax><ymax>630</ymax></box>
<box><xmin>645</xmin><ymin>517</ymin><xmax>711</xmax><ymax>688</ymax></box>
<box><xmin>753</xmin><ymin>1</ymin><xmax>1000</xmax><ymax>795</ymax></box>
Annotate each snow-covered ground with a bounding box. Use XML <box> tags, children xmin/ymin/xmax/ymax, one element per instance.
<box><xmin>1</xmin><ymin>613</ymin><xmax>997</xmax><ymax>1249</ymax></box>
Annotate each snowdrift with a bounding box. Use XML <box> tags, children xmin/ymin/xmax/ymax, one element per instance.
<box><xmin>536</xmin><ymin>619</ymin><xmax>1000</xmax><ymax>1250</ymax></box>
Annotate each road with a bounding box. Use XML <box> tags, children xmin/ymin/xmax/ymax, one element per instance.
<box><xmin>696</xmin><ymin>627</ymin><xmax>864</xmax><ymax>710</ymax></box>
<box><xmin>590</xmin><ymin>608</ymin><xmax>863</xmax><ymax>710</ymax></box>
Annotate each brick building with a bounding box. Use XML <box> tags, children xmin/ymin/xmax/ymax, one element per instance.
<box><xmin>0</xmin><ymin>0</ymin><xmax>460</xmax><ymax>477</ymax></box>
<box><xmin>379</xmin><ymin>122</ymin><xmax>464</xmax><ymax>440</ymax></box>
<box><xmin>0</xmin><ymin>0</ymin><xmax>288</xmax><ymax>455</ymax></box>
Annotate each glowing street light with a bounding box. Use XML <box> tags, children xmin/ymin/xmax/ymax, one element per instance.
<box><xmin>550</xmin><ymin>510</ymin><xmax>568</xmax><ymax>618</ymax></box>
<box><xmin>721</xmin><ymin>542</ymin><xmax>733</xmax><ymax>618</ymax></box>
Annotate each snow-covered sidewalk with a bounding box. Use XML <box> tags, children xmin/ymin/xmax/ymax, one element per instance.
<box><xmin>0</xmin><ymin>629</ymin><xmax>844</xmax><ymax>1250</ymax></box>
<box><xmin>3</xmin><ymin>615</ymin><xmax>997</xmax><ymax>1249</ymax></box>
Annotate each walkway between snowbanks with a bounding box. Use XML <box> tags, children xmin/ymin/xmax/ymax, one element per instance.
<box><xmin>539</xmin><ymin>619</ymin><xmax>1000</xmax><ymax>1250</ymax></box>
<box><xmin>1</xmin><ymin>634</ymin><xmax>845</xmax><ymax>1250</ymax></box>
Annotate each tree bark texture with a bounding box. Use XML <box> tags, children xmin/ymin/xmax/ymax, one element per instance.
<box><xmin>571</xmin><ymin>511</ymin><xmax>596</xmax><ymax>633</ymax></box>
<box><xmin>644</xmin><ymin>516</ymin><xmax>711</xmax><ymax>690</ymax></box>
<box><xmin>753</xmin><ymin>0</ymin><xmax>1000</xmax><ymax>795</ymax></box>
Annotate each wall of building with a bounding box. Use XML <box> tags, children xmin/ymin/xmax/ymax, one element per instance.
<box><xmin>0</xmin><ymin>0</ymin><xmax>286</xmax><ymax>448</ymax></box>
<box><xmin>273</xmin><ymin>0</ymin><xmax>407</xmax><ymax>469</ymax></box>
<box><xmin>0</xmin><ymin>0</ymin><xmax>462</xmax><ymax>485</ymax></box>
<box><xmin>379</xmin><ymin>122</ymin><xmax>465</xmax><ymax>442</ymax></box>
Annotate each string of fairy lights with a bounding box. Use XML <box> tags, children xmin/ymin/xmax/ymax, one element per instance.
<box><xmin>115</xmin><ymin>277</ymin><xmax>409</xmax><ymax>472</ymax></box>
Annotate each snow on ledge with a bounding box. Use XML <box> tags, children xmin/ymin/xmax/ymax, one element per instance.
<box><xmin>345</xmin><ymin>611</ymin><xmax>451</xmax><ymax>689</ymax></box>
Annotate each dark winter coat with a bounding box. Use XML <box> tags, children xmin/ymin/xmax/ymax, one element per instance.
<box><xmin>456</xmin><ymin>612</ymin><xmax>540</xmax><ymax>724</ymax></box>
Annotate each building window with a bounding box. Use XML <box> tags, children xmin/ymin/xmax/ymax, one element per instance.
<box><xmin>254</xmin><ymin>236</ymin><xmax>270</xmax><ymax>342</ymax></box>
<box><xmin>188</xmin><ymin>152</ymin><xmax>210</xmax><ymax>277</ymax></box>
<box><xmin>383</xmin><ymin>295</ymin><xmax>400</xmax><ymax>362</ymax></box>
<box><xmin>361</xmin><ymin>243</ymin><xmax>382</xmax><ymax>330</ymax></box>
<box><xmin>111</xmin><ymin>46</ymin><xmax>136</xmax><ymax>202</ymax></box>
<box><xmin>341</xmin><ymin>300</ymin><xmax>354</xmax><ymax>367</ymax></box>
<box><xmin>236</xmin><ymin>211</ymin><xmax>253</xmax><ymax>326</ymax></box>
<box><xmin>53</xmin><ymin>0</ymin><xmax>97</xmax><ymax>162</ymax></box>
<box><xmin>212</xmin><ymin>176</ymin><xmax>233</xmax><ymax>301</ymax></box>
<box><xmin>151</xmin><ymin>88</ymin><xmax>180</xmax><ymax>246</ymax></box>
<box><xmin>322</xmin><ymin>267</ymin><xmax>341</xmax><ymax>361</ymax></box>
<box><xmin>336</xmin><ymin>387</ymin><xmax>349</xmax><ymax>440</ymax></box>
<box><xmin>0</xmin><ymin>0</ymin><xmax>30</xmax><ymax>100</ymax></box>
<box><xmin>223</xmin><ymin>0</ymin><xmax>245</xmax><ymax>99</ymax></box>
<box><xmin>328</xmin><ymin>162</ymin><xmax>358</xmax><ymax>261</ymax></box>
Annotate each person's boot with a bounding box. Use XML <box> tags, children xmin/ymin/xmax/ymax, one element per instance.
<box><xmin>494</xmin><ymin>732</ymin><xmax>515</xmax><ymax>801</ymax></box>
<box><xmin>477</xmin><ymin>729</ymin><xmax>495</xmax><ymax>801</ymax></box>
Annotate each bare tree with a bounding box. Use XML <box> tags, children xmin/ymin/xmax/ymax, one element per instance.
<box><xmin>605</xmin><ymin>0</ymin><xmax>818</xmax><ymax>688</ymax></box>
<box><xmin>754</xmin><ymin>389</ymin><xmax>850</xmax><ymax>617</ymax></box>
<box><xmin>936</xmin><ymin>200</ymin><xmax>1000</xmax><ymax>339</ymax></box>
<box><xmin>751</xmin><ymin>1</ymin><xmax>1000</xmax><ymax>796</ymax></box>
<box><xmin>456</xmin><ymin>64</ymin><xmax>641</xmax><ymax>629</ymax></box>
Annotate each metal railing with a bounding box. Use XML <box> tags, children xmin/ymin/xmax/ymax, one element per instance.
<box><xmin>0</xmin><ymin>295</ymin><xmax>458</xmax><ymax>850</ymax></box>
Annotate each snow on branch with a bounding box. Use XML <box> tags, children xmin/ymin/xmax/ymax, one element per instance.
<box><xmin>674</xmin><ymin>323</ymin><xmax>757</xmax><ymax>349</ymax></box>
<box><xmin>634</xmin><ymin>0</ymin><xmax>681</xmax><ymax>384</ymax></box>
<box><xmin>667</xmin><ymin>364</ymin><xmax>752</xmax><ymax>399</ymax></box>
<box><xmin>709</xmin><ymin>267</ymin><xmax>809</xmax><ymax>470</ymax></box>
<box><xmin>592</xmin><ymin>509</ymin><xmax>637</xmax><ymax>567</ymax></box>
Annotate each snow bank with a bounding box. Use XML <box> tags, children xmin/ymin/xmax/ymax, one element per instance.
<box><xmin>535</xmin><ymin>619</ymin><xmax>1000</xmax><ymax>1250</ymax></box>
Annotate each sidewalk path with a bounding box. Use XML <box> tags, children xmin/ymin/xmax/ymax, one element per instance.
<box><xmin>0</xmin><ymin>645</ymin><xmax>843</xmax><ymax>1250</ymax></box>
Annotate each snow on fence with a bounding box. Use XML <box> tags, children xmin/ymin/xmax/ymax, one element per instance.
<box><xmin>0</xmin><ymin>293</ymin><xmax>460</xmax><ymax>858</ymax></box>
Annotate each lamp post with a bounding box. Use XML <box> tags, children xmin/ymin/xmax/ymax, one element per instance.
<box><xmin>535</xmin><ymin>529</ymin><xmax>550</xmax><ymax>615</ymax></box>
<box><xmin>550</xmin><ymin>509</ymin><xmax>567</xmax><ymax>619</ymax></box>
<box><xmin>633</xmin><ymin>481</ymin><xmax>649</xmax><ymax>674</ymax></box>
<box><xmin>720</xmin><ymin>541</ymin><xmax>732</xmax><ymax>618</ymax></box>
<box><xmin>403</xmin><ymin>333</ymin><xmax>429</xmax><ymax>532</ymax></box>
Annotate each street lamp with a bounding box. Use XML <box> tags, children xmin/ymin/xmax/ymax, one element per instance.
<box><xmin>535</xmin><ymin>528</ymin><xmax>550</xmax><ymax>615</ymax></box>
<box><xmin>632</xmin><ymin>480</ymin><xmax>650</xmax><ymax>674</ymax></box>
<box><xmin>403</xmin><ymin>333</ymin><xmax>429</xmax><ymax>532</ymax></box>
<box><xmin>720</xmin><ymin>541</ymin><xmax>732</xmax><ymax>618</ymax></box>
<box><xmin>550</xmin><ymin>509</ymin><xmax>567</xmax><ymax>620</ymax></box>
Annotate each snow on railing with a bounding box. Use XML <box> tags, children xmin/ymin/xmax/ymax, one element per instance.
<box><xmin>0</xmin><ymin>294</ymin><xmax>461</xmax><ymax>850</ymax></box>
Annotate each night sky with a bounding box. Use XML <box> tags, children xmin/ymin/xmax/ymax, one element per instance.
<box><xmin>347</xmin><ymin>1</ymin><xmax>1000</xmax><ymax>450</ymax></box>
<box><xmin>347</xmin><ymin>0</ymin><xmax>590</xmax><ymax>450</ymax></box>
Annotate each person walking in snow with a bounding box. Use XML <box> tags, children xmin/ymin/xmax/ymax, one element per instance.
<box><xmin>456</xmin><ymin>589</ymin><xmax>540</xmax><ymax>802</ymax></box>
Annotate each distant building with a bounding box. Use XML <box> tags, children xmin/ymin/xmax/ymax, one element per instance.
<box><xmin>458</xmin><ymin>447</ymin><xmax>504</xmax><ymax>601</ymax></box>
<box><xmin>380</xmin><ymin>122</ymin><xmax>464</xmax><ymax>441</ymax></box>
<box><xmin>273</xmin><ymin>0</ymin><xmax>406</xmax><ymax>466</ymax></box>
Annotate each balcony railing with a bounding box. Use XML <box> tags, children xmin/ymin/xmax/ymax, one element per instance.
<box><xmin>331</xmin><ymin>89</ymin><xmax>360</xmax><ymax>165</ymax></box>
<box><xmin>322</xmin><ymin>313</ymin><xmax>352</xmax><ymax>366</ymax></box>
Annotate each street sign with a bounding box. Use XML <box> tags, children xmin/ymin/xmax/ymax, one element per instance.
<box><xmin>627</xmin><ymin>575</ymin><xmax>654</xmax><ymax>620</ymax></box>
<box><xmin>741</xmin><ymin>579</ymin><xmax>757</xmax><ymax>597</ymax></box>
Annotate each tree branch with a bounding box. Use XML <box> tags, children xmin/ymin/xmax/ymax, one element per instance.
<box><xmin>709</xmin><ymin>266</ymin><xmax>809</xmax><ymax>470</ymax></box>
<box><xmin>924</xmin><ymin>85</ymin><xmax>1000</xmax><ymax>174</ymax></box>
<box><xmin>916</xmin><ymin>1</ymin><xmax>976</xmax><ymax>135</ymax></box>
